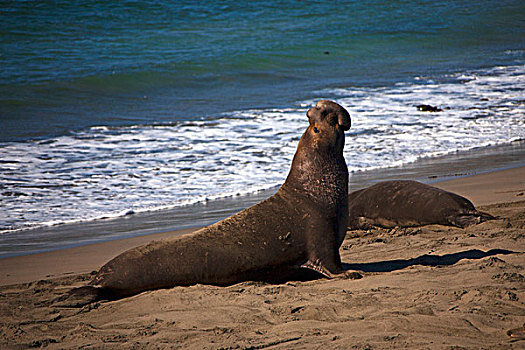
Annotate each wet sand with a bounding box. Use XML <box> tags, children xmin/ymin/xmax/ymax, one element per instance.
<box><xmin>0</xmin><ymin>167</ymin><xmax>524</xmax><ymax>349</ymax></box>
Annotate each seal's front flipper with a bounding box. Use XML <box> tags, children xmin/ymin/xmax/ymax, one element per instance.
<box><xmin>300</xmin><ymin>252</ymin><xmax>346</xmax><ymax>279</ymax></box>
<box><xmin>300</xmin><ymin>260</ymin><xmax>363</xmax><ymax>280</ymax></box>
<box><xmin>53</xmin><ymin>286</ymin><xmax>102</xmax><ymax>308</ymax></box>
<box><xmin>301</xmin><ymin>222</ymin><xmax>346</xmax><ymax>278</ymax></box>
<box><xmin>300</xmin><ymin>259</ymin><xmax>339</xmax><ymax>278</ymax></box>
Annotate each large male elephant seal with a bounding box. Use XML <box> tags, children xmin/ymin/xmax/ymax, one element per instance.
<box><xmin>60</xmin><ymin>100</ymin><xmax>352</xmax><ymax>306</ymax></box>
<box><xmin>348</xmin><ymin>180</ymin><xmax>495</xmax><ymax>229</ymax></box>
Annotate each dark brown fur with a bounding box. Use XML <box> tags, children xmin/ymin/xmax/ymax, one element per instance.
<box><xmin>348</xmin><ymin>180</ymin><xmax>495</xmax><ymax>229</ymax></box>
<box><xmin>58</xmin><ymin>100</ymin><xmax>351</xmax><ymax>306</ymax></box>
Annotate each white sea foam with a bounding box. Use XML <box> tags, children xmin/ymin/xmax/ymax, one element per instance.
<box><xmin>1</xmin><ymin>65</ymin><xmax>523</xmax><ymax>233</ymax></box>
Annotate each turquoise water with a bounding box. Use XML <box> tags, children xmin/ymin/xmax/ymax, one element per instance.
<box><xmin>0</xmin><ymin>1</ymin><xmax>524</xmax><ymax>252</ymax></box>
<box><xmin>1</xmin><ymin>0</ymin><xmax>523</xmax><ymax>141</ymax></box>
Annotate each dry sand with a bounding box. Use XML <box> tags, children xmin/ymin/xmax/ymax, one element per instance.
<box><xmin>1</xmin><ymin>167</ymin><xmax>524</xmax><ymax>349</ymax></box>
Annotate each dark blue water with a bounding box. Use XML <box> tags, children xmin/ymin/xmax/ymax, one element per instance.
<box><xmin>1</xmin><ymin>0</ymin><xmax>524</xmax><ymax>142</ymax></box>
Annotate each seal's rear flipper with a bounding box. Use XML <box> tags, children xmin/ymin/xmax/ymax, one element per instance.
<box><xmin>449</xmin><ymin>211</ymin><xmax>497</xmax><ymax>228</ymax></box>
<box><xmin>53</xmin><ymin>286</ymin><xmax>103</xmax><ymax>308</ymax></box>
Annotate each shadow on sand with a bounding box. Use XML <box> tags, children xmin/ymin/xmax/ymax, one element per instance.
<box><xmin>343</xmin><ymin>248</ymin><xmax>520</xmax><ymax>273</ymax></box>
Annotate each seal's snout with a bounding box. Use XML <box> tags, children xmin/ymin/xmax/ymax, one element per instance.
<box><xmin>307</xmin><ymin>100</ymin><xmax>351</xmax><ymax>131</ymax></box>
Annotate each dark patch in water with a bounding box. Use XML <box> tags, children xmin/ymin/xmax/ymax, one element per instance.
<box><xmin>416</xmin><ymin>104</ymin><xmax>443</xmax><ymax>112</ymax></box>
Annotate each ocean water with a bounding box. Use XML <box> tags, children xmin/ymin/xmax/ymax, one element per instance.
<box><xmin>1</xmin><ymin>1</ymin><xmax>524</xmax><ymax>244</ymax></box>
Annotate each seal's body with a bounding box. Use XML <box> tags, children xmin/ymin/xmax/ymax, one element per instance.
<box><xmin>61</xmin><ymin>100</ymin><xmax>351</xmax><ymax>305</ymax></box>
<box><xmin>348</xmin><ymin>180</ymin><xmax>494</xmax><ymax>229</ymax></box>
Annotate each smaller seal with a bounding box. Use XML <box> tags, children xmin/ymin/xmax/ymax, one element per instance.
<box><xmin>347</xmin><ymin>180</ymin><xmax>495</xmax><ymax>229</ymax></box>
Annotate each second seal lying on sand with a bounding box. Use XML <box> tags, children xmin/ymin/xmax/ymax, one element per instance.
<box><xmin>59</xmin><ymin>100</ymin><xmax>352</xmax><ymax>306</ymax></box>
<box><xmin>347</xmin><ymin>180</ymin><xmax>495</xmax><ymax>229</ymax></box>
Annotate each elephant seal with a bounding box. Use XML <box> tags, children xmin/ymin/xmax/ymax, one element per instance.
<box><xmin>59</xmin><ymin>100</ymin><xmax>352</xmax><ymax>306</ymax></box>
<box><xmin>348</xmin><ymin>180</ymin><xmax>495</xmax><ymax>229</ymax></box>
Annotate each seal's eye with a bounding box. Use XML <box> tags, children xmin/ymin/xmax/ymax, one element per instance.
<box><xmin>313</xmin><ymin>127</ymin><xmax>320</xmax><ymax>133</ymax></box>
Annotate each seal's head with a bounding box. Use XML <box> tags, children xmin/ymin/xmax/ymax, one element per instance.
<box><xmin>305</xmin><ymin>100</ymin><xmax>351</xmax><ymax>153</ymax></box>
<box><xmin>285</xmin><ymin>100</ymin><xmax>351</xmax><ymax>191</ymax></box>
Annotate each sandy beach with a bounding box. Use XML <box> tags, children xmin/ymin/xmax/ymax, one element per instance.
<box><xmin>3</xmin><ymin>1</ymin><xmax>524</xmax><ymax>349</ymax></box>
<box><xmin>1</xmin><ymin>166</ymin><xmax>524</xmax><ymax>349</ymax></box>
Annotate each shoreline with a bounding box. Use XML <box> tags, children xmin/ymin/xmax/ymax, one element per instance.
<box><xmin>1</xmin><ymin>165</ymin><xmax>523</xmax><ymax>286</ymax></box>
<box><xmin>1</xmin><ymin>140</ymin><xmax>524</xmax><ymax>260</ymax></box>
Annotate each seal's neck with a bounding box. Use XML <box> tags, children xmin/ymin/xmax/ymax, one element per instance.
<box><xmin>281</xmin><ymin>130</ymin><xmax>348</xmax><ymax>205</ymax></box>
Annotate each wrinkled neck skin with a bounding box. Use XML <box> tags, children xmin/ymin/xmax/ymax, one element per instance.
<box><xmin>281</xmin><ymin>125</ymin><xmax>348</xmax><ymax>209</ymax></box>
